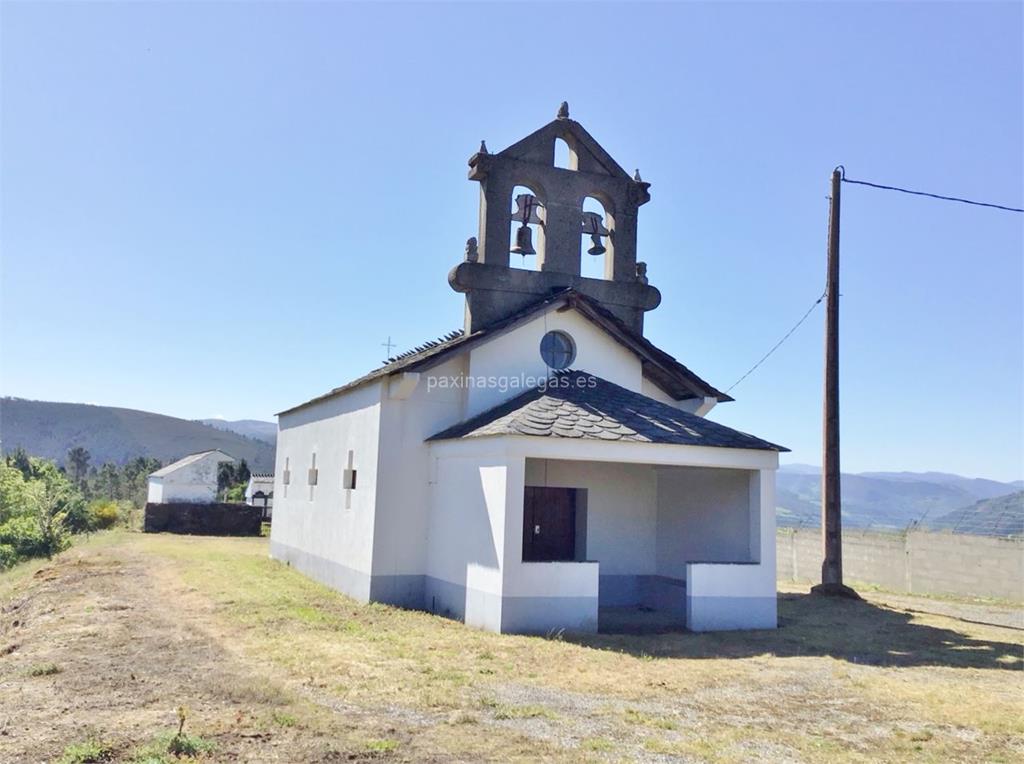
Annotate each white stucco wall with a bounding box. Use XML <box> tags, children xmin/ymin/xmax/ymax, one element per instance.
<box><xmin>147</xmin><ymin>451</ymin><xmax>231</xmax><ymax>504</ymax></box>
<box><xmin>465</xmin><ymin>307</ymin><xmax>642</xmax><ymax>418</ymax></box>
<box><xmin>270</xmin><ymin>381</ymin><xmax>384</xmax><ymax>602</ymax></box>
<box><xmin>655</xmin><ymin>466</ymin><xmax>757</xmax><ymax>581</ymax></box>
<box><xmin>686</xmin><ymin>469</ymin><xmax>777</xmax><ymax>631</ymax></box>
<box><xmin>426</xmin><ymin>446</ymin><xmax>512</xmax><ymax>631</ymax></box>
<box><xmin>370</xmin><ymin>356</ymin><xmax>467</xmax><ymax>605</ymax></box>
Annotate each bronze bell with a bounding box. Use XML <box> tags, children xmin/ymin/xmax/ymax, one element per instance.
<box><xmin>511</xmin><ymin>224</ymin><xmax>536</xmax><ymax>256</ymax></box>
<box><xmin>582</xmin><ymin>211</ymin><xmax>608</xmax><ymax>256</ymax></box>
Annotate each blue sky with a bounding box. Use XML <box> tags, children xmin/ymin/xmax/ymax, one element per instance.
<box><xmin>2</xmin><ymin>2</ymin><xmax>1021</xmax><ymax>481</ymax></box>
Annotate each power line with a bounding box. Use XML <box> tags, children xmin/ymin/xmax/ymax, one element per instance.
<box><xmin>726</xmin><ymin>290</ymin><xmax>826</xmax><ymax>394</ymax></box>
<box><xmin>842</xmin><ymin>175</ymin><xmax>1024</xmax><ymax>213</ymax></box>
<box><xmin>727</xmin><ymin>168</ymin><xmax>1019</xmax><ymax>394</ymax></box>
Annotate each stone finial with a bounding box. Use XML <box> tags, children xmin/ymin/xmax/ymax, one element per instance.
<box><xmin>634</xmin><ymin>168</ymin><xmax>643</xmax><ymax>182</ymax></box>
<box><xmin>556</xmin><ymin>101</ymin><xmax>569</xmax><ymax>120</ymax></box>
<box><xmin>465</xmin><ymin>236</ymin><xmax>479</xmax><ymax>262</ymax></box>
<box><xmin>479</xmin><ymin>140</ymin><xmax>488</xmax><ymax>155</ymax></box>
<box><xmin>636</xmin><ymin>261</ymin><xmax>648</xmax><ymax>285</ymax></box>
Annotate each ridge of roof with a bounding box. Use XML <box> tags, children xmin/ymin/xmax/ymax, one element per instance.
<box><xmin>428</xmin><ymin>370</ymin><xmax>786</xmax><ymax>452</ymax></box>
<box><xmin>149</xmin><ymin>449</ymin><xmax>234</xmax><ymax>477</ymax></box>
<box><xmin>276</xmin><ymin>289</ymin><xmax>729</xmax><ymax>417</ymax></box>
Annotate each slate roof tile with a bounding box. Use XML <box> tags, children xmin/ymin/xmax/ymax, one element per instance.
<box><xmin>428</xmin><ymin>371</ymin><xmax>788</xmax><ymax>452</ymax></box>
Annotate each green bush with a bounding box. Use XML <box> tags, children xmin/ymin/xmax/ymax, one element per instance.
<box><xmin>0</xmin><ymin>456</ymin><xmax>77</xmax><ymax>567</ymax></box>
<box><xmin>88</xmin><ymin>500</ymin><xmax>121</xmax><ymax>530</ymax></box>
<box><xmin>0</xmin><ymin>515</ymin><xmax>48</xmax><ymax>559</ymax></box>
<box><xmin>0</xmin><ymin>543</ymin><xmax>18</xmax><ymax>570</ymax></box>
<box><xmin>224</xmin><ymin>483</ymin><xmax>246</xmax><ymax>503</ymax></box>
<box><xmin>57</xmin><ymin>738</ymin><xmax>115</xmax><ymax>764</ymax></box>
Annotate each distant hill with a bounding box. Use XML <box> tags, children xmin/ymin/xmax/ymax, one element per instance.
<box><xmin>0</xmin><ymin>398</ymin><xmax>275</xmax><ymax>472</ymax></box>
<box><xmin>777</xmin><ymin>465</ymin><xmax>1023</xmax><ymax>534</ymax></box>
<box><xmin>925</xmin><ymin>491</ymin><xmax>1024</xmax><ymax>537</ymax></box>
<box><xmin>199</xmin><ymin>418</ymin><xmax>276</xmax><ymax>445</ymax></box>
<box><xmin>858</xmin><ymin>471</ymin><xmax>1023</xmax><ymax>499</ymax></box>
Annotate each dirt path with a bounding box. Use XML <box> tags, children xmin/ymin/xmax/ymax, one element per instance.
<box><xmin>0</xmin><ymin>541</ymin><xmax>462</xmax><ymax>763</ymax></box>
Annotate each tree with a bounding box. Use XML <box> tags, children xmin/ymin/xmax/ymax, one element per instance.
<box><xmin>96</xmin><ymin>462</ymin><xmax>122</xmax><ymax>501</ymax></box>
<box><xmin>66</xmin><ymin>447</ymin><xmax>91</xmax><ymax>489</ymax></box>
<box><xmin>217</xmin><ymin>461</ymin><xmax>236</xmax><ymax>495</ymax></box>
<box><xmin>123</xmin><ymin>456</ymin><xmax>160</xmax><ymax>507</ymax></box>
<box><xmin>217</xmin><ymin>460</ymin><xmax>250</xmax><ymax>502</ymax></box>
<box><xmin>5</xmin><ymin>448</ymin><xmax>34</xmax><ymax>480</ymax></box>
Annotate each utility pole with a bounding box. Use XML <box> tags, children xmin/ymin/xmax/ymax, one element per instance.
<box><xmin>812</xmin><ymin>167</ymin><xmax>859</xmax><ymax>599</ymax></box>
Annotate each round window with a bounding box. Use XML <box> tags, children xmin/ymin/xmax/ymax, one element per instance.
<box><xmin>539</xmin><ymin>330</ymin><xmax>576</xmax><ymax>369</ymax></box>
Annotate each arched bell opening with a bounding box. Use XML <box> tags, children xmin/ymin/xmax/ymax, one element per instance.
<box><xmin>580</xmin><ymin>196</ymin><xmax>613</xmax><ymax>280</ymax></box>
<box><xmin>509</xmin><ymin>184</ymin><xmax>545</xmax><ymax>271</ymax></box>
<box><xmin>554</xmin><ymin>137</ymin><xmax>577</xmax><ymax>170</ymax></box>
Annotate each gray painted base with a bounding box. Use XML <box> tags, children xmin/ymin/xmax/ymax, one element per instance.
<box><xmin>271</xmin><ymin>543</ymin><xmax>769</xmax><ymax>635</ymax></box>
<box><xmin>687</xmin><ymin>596</ymin><xmax>777</xmax><ymax>632</ymax></box>
<box><xmin>370</xmin><ymin>574</ymin><xmax>425</xmax><ymax>610</ymax></box>
<box><xmin>502</xmin><ymin>595</ymin><xmax>599</xmax><ymax>634</ymax></box>
<box><xmin>270</xmin><ymin>540</ymin><xmax>372</xmax><ymax>603</ymax></box>
<box><xmin>599</xmin><ymin>574</ymin><xmax>687</xmax><ymax>617</ymax></box>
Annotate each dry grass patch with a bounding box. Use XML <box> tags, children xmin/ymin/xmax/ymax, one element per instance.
<box><xmin>4</xmin><ymin>532</ymin><xmax>1021</xmax><ymax>763</ymax></box>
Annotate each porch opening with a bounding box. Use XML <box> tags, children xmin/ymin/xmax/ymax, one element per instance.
<box><xmin>523</xmin><ymin>458</ymin><xmax>767</xmax><ymax>633</ymax></box>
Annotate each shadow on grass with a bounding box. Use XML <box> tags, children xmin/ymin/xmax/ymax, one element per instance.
<box><xmin>567</xmin><ymin>593</ymin><xmax>1023</xmax><ymax>671</ymax></box>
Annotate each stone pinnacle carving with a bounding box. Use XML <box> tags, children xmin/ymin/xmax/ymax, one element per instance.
<box><xmin>557</xmin><ymin>101</ymin><xmax>569</xmax><ymax>120</ymax></box>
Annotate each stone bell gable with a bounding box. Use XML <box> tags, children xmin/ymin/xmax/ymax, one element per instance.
<box><xmin>449</xmin><ymin>103</ymin><xmax>662</xmax><ymax>335</ymax></box>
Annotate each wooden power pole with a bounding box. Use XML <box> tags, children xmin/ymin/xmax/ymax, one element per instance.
<box><xmin>812</xmin><ymin>167</ymin><xmax>859</xmax><ymax>599</ymax></box>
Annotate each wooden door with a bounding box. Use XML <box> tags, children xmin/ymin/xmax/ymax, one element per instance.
<box><xmin>522</xmin><ymin>487</ymin><xmax>576</xmax><ymax>562</ymax></box>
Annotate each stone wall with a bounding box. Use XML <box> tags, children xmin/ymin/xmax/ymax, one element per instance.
<box><xmin>144</xmin><ymin>502</ymin><xmax>262</xmax><ymax>536</ymax></box>
<box><xmin>777</xmin><ymin>528</ymin><xmax>1023</xmax><ymax>602</ymax></box>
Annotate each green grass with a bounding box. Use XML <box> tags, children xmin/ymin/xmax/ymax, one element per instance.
<box><xmin>128</xmin><ymin>731</ymin><xmax>214</xmax><ymax>762</ymax></box>
<box><xmin>27</xmin><ymin>661</ymin><xmax>62</xmax><ymax>676</ymax></box>
<box><xmin>363</xmin><ymin>738</ymin><xmax>399</xmax><ymax>753</ymax></box>
<box><xmin>623</xmin><ymin>707</ymin><xmax>678</xmax><ymax>730</ymax></box>
<box><xmin>57</xmin><ymin>739</ymin><xmax>115</xmax><ymax>764</ymax></box>
<box><xmin>581</xmin><ymin>737</ymin><xmax>615</xmax><ymax>752</ymax></box>
<box><xmin>480</xmin><ymin>697</ymin><xmax>559</xmax><ymax>721</ymax></box>
<box><xmin>272</xmin><ymin>711</ymin><xmax>297</xmax><ymax>727</ymax></box>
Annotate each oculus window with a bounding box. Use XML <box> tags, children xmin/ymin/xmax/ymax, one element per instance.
<box><xmin>540</xmin><ymin>330</ymin><xmax>576</xmax><ymax>369</ymax></box>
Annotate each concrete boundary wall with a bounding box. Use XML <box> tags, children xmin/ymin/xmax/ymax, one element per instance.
<box><xmin>778</xmin><ymin>528</ymin><xmax>1023</xmax><ymax>602</ymax></box>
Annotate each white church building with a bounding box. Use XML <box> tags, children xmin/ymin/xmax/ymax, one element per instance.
<box><xmin>270</xmin><ymin>105</ymin><xmax>786</xmax><ymax>634</ymax></box>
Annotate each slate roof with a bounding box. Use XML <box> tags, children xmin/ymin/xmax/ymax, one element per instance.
<box><xmin>428</xmin><ymin>371</ymin><xmax>787</xmax><ymax>452</ymax></box>
<box><xmin>277</xmin><ymin>289</ymin><xmax>731</xmax><ymax>416</ymax></box>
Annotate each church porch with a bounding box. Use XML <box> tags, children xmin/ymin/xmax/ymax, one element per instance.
<box><xmin>426</xmin><ymin>435</ymin><xmax>779</xmax><ymax>635</ymax></box>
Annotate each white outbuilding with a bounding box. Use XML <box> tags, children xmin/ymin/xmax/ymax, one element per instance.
<box><xmin>245</xmin><ymin>473</ymin><xmax>274</xmax><ymax>518</ymax></box>
<box><xmin>146</xmin><ymin>450</ymin><xmax>235</xmax><ymax>504</ymax></box>
<box><xmin>270</xmin><ymin>107</ymin><xmax>787</xmax><ymax>634</ymax></box>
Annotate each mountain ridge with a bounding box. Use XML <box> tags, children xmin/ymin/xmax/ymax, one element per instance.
<box><xmin>0</xmin><ymin>398</ymin><xmax>275</xmax><ymax>472</ymax></box>
<box><xmin>777</xmin><ymin>464</ymin><xmax>1021</xmax><ymax>534</ymax></box>
<box><xmin>198</xmin><ymin>418</ymin><xmax>277</xmax><ymax>445</ymax></box>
